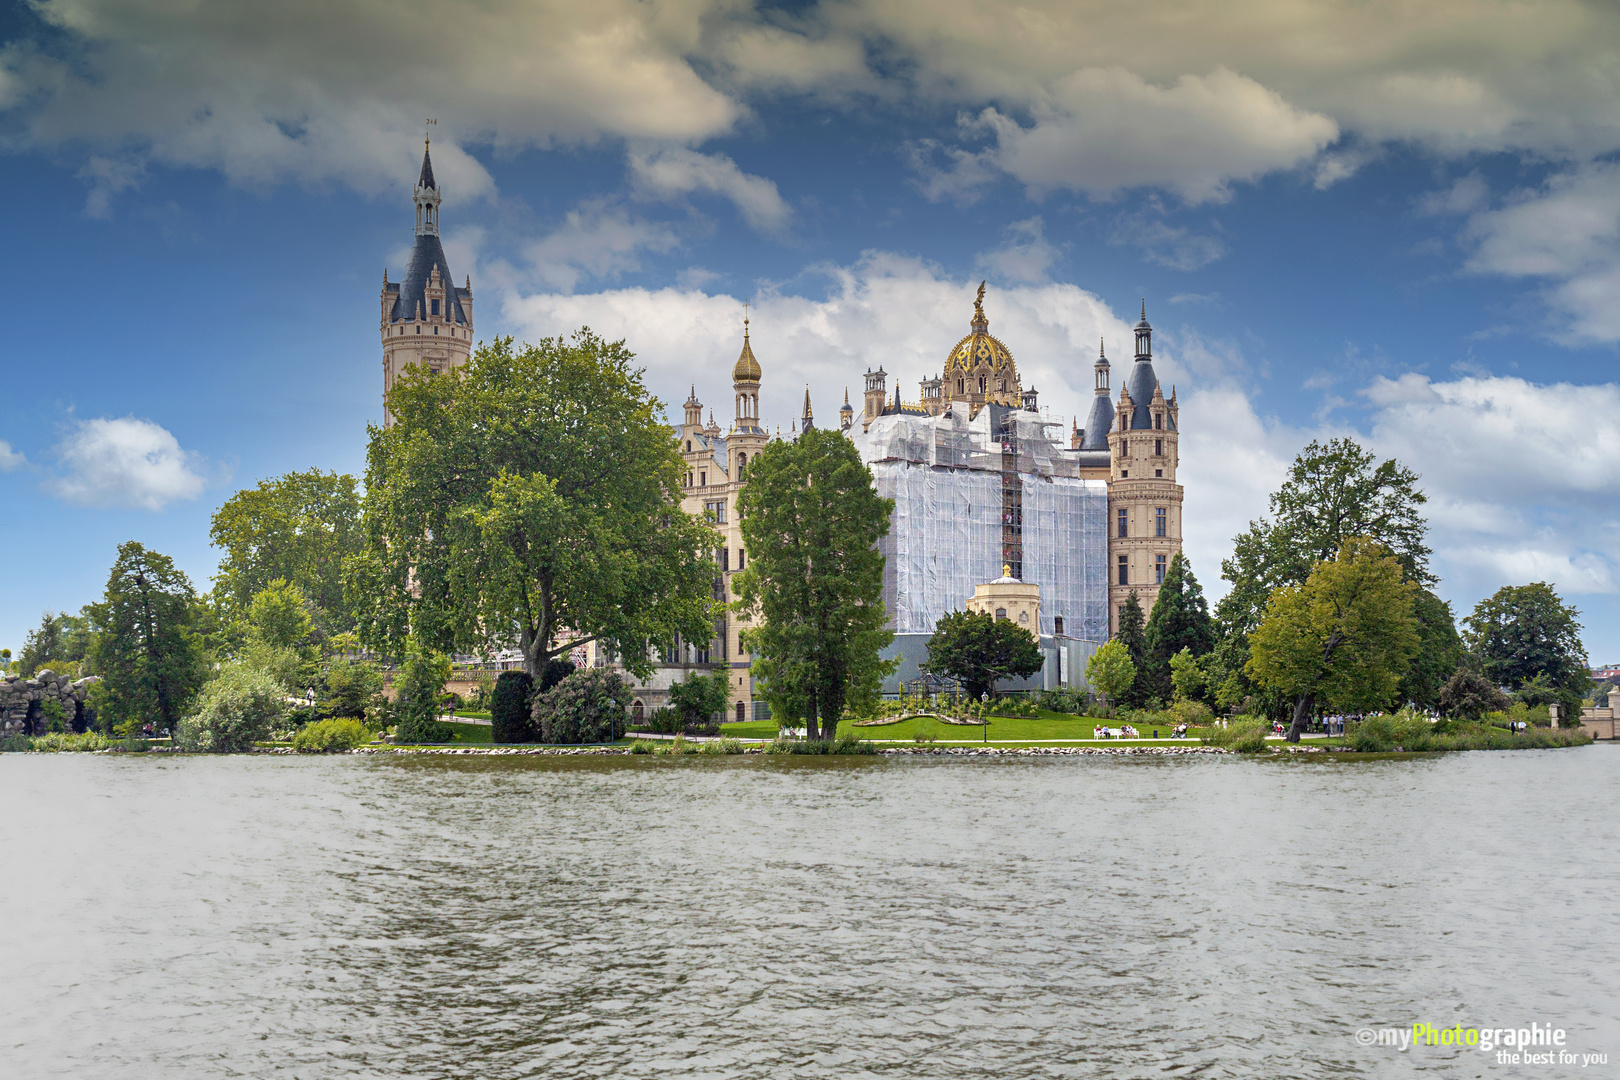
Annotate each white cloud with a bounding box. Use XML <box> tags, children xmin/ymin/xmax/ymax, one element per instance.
<box><xmin>1463</xmin><ymin>163</ymin><xmax>1620</xmax><ymax>342</ymax></box>
<box><xmin>513</xmin><ymin>200</ymin><xmax>682</xmax><ymax>292</ymax></box>
<box><xmin>627</xmin><ymin>145</ymin><xmax>791</xmax><ymax>233</ymax></box>
<box><xmin>48</xmin><ymin>417</ymin><xmax>207</xmax><ymax>511</ymax></box>
<box><xmin>978</xmin><ymin>216</ymin><xmax>1062</xmax><ymax>283</ymax></box>
<box><xmin>0</xmin><ymin>440</ymin><xmax>26</xmax><ymax>471</ymax></box>
<box><xmin>970</xmin><ymin>67</ymin><xmax>1337</xmax><ymax>204</ymax></box>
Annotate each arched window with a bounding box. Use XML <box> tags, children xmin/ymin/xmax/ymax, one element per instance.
<box><xmin>995</xmin><ymin>607</ymin><xmax>1007</xmax><ymax>620</ymax></box>
<box><xmin>738</xmin><ymin>452</ymin><xmax>747</xmax><ymax>476</ymax></box>
<box><xmin>632</xmin><ymin>700</ymin><xmax>644</xmax><ymax>722</ymax></box>
<box><xmin>736</xmin><ymin>701</ymin><xmax>746</xmax><ymax>722</ymax></box>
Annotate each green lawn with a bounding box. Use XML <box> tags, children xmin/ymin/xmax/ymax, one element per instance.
<box><xmin>719</xmin><ymin>709</ymin><xmax>1212</xmax><ymax>744</ymax></box>
<box><xmin>444</xmin><ymin>718</ymin><xmax>493</xmax><ymax>744</ymax></box>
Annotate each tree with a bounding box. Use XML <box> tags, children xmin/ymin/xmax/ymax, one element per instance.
<box><xmin>246</xmin><ymin>579</ymin><xmax>315</xmax><ymax>650</ymax></box>
<box><xmin>1116</xmin><ymin>592</ymin><xmax>1149</xmax><ymax>708</ymax></box>
<box><xmin>1438</xmin><ymin>670</ymin><xmax>1510</xmax><ymax>721</ymax></box>
<box><xmin>1463</xmin><ymin>583</ymin><xmax>1589</xmax><ymax>718</ymax></box>
<box><xmin>1169</xmin><ymin>647</ymin><xmax>1210</xmax><ymax>704</ymax></box>
<box><xmin>349</xmin><ymin>333</ymin><xmax>717</xmax><ymax>686</ymax></box>
<box><xmin>669</xmin><ymin>671</ymin><xmax>730</xmax><ymax>732</ymax></box>
<box><xmin>1142</xmin><ymin>554</ymin><xmax>1216</xmax><ymax>702</ymax></box>
<box><xmin>177</xmin><ymin>664</ymin><xmax>287</xmax><ymax>752</ymax></box>
<box><xmin>1085</xmin><ymin>639</ymin><xmax>1136</xmax><ymax>708</ymax></box>
<box><xmin>1216</xmin><ymin>439</ymin><xmax>1432</xmax><ymax>696</ymax></box>
<box><xmin>210</xmin><ymin>469</ymin><xmax>361</xmax><ymax>628</ymax></box>
<box><xmin>87</xmin><ymin>542</ymin><xmax>209</xmax><ymax>735</ymax></box>
<box><xmin>1398</xmin><ymin>590</ymin><xmax>1465</xmax><ymax>711</ymax></box>
<box><xmin>394</xmin><ymin>642</ymin><xmax>452</xmax><ymax>744</ymax></box>
<box><xmin>922</xmin><ymin>610</ymin><xmax>1043</xmax><ymax>701</ymax></box>
<box><xmin>18</xmin><ymin>611</ymin><xmax>66</xmax><ymax>676</ymax></box>
<box><xmin>490</xmin><ymin>669</ymin><xmax>536</xmax><ymax>743</ymax></box>
<box><xmin>322</xmin><ymin>658</ymin><xmax>383</xmax><ymax>719</ymax></box>
<box><xmin>1246</xmin><ymin>537</ymin><xmax>1420</xmax><ymax>741</ymax></box>
<box><xmin>734</xmin><ymin>427</ymin><xmax>896</xmax><ymax>741</ymax></box>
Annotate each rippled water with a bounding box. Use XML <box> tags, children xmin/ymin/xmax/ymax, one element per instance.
<box><xmin>3</xmin><ymin>748</ymin><xmax>1617</xmax><ymax>1078</ymax></box>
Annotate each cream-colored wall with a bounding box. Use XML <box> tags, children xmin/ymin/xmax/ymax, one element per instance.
<box><xmin>1106</xmin><ymin>401</ymin><xmax>1183</xmax><ymax>635</ymax></box>
<box><xmin>966</xmin><ymin>582</ymin><xmax>1041</xmax><ymax>632</ymax></box>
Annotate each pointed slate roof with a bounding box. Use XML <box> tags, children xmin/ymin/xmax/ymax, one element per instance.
<box><xmin>417</xmin><ymin>142</ymin><xmax>437</xmax><ymax>190</ymax></box>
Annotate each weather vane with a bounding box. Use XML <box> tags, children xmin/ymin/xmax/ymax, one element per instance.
<box><xmin>742</xmin><ymin>299</ymin><xmax>751</xmax><ymax>330</ymax></box>
<box><xmin>425</xmin><ymin>117</ymin><xmax>436</xmax><ymax>147</ymax></box>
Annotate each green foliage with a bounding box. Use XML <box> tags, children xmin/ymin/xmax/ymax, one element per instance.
<box><xmin>1338</xmin><ymin>710</ymin><xmax>1587</xmax><ymax>752</ymax></box>
<box><xmin>766</xmin><ymin>736</ymin><xmax>878</xmax><ymax>755</ymax></box>
<box><xmin>1085</xmin><ymin>639</ymin><xmax>1136</xmax><ymax>707</ymax></box>
<box><xmin>1247</xmin><ymin>538</ymin><xmax>1420</xmax><ymax>737</ymax></box>
<box><xmin>1169</xmin><ymin>647</ymin><xmax>1210</xmax><ymax>704</ymax></box>
<box><xmin>210</xmin><ymin>469</ymin><xmax>361</xmax><ymax>629</ymax></box>
<box><xmin>922</xmin><ymin>609</ymin><xmax>1044</xmax><ymax>701</ymax></box>
<box><xmin>734</xmin><ymin>426</ymin><xmax>896</xmax><ymax>740</ymax></box>
<box><xmin>394</xmin><ymin>642</ymin><xmax>453</xmax><ymax>744</ymax></box>
<box><xmin>246</xmin><ymin>579</ymin><xmax>315</xmax><ymax>650</ymax></box>
<box><xmin>1398</xmin><ymin>589</ymin><xmax>1465</xmax><ymax>710</ymax></box>
<box><xmin>1115</xmin><ymin>592</ymin><xmax>1149</xmax><ymax>707</ymax></box>
<box><xmin>669</xmin><ymin>671</ymin><xmax>730</xmax><ymax>732</ymax></box>
<box><xmin>1141</xmin><ymin>553</ymin><xmax>1216</xmax><ymax>702</ymax></box>
<box><xmin>534</xmin><ymin>668</ymin><xmax>630</xmax><ymax>744</ymax></box>
<box><xmin>1464</xmin><ymin>582</ymin><xmax>1589</xmax><ymax>719</ymax></box>
<box><xmin>322</xmin><ymin>658</ymin><xmax>383</xmax><ymax>718</ymax></box>
<box><xmin>4</xmin><ymin>732</ymin><xmax>113</xmax><ymax>752</ymax></box>
<box><xmin>490</xmin><ymin>669</ymin><xmax>536</xmax><ymax>743</ymax></box>
<box><xmin>240</xmin><ymin>640</ymin><xmax>311</xmax><ymax>694</ymax></box>
<box><xmin>1438</xmin><ymin>670</ymin><xmax>1511</xmax><ymax>720</ymax></box>
<box><xmin>1202</xmin><ymin>717</ymin><xmax>1271</xmax><ymax>753</ymax></box>
<box><xmin>87</xmin><ymin>541</ymin><xmax>209</xmax><ymax>734</ymax></box>
<box><xmin>18</xmin><ymin>611</ymin><xmax>66</xmax><ymax>676</ymax></box>
<box><xmin>291</xmin><ymin>717</ymin><xmax>372</xmax><ymax>752</ymax></box>
<box><xmin>349</xmin><ymin>333</ymin><xmax>717</xmax><ymax>684</ymax></box>
<box><xmin>1037</xmin><ymin>687</ymin><xmax>1086</xmax><ymax>714</ymax></box>
<box><xmin>177</xmin><ymin>664</ymin><xmax>287</xmax><ymax>752</ymax></box>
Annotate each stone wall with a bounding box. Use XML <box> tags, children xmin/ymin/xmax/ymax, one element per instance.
<box><xmin>1</xmin><ymin>670</ymin><xmax>99</xmax><ymax>736</ymax></box>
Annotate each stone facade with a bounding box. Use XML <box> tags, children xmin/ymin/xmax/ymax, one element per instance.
<box><xmin>966</xmin><ymin>568</ymin><xmax>1042</xmax><ymax>632</ymax></box>
<box><xmin>1</xmin><ymin>670</ymin><xmax>98</xmax><ymax>736</ymax></box>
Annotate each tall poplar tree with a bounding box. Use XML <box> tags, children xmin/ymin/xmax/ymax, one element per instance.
<box><xmin>733</xmin><ymin>427</ymin><xmax>895</xmax><ymax>741</ymax></box>
<box><xmin>88</xmin><ymin>542</ymin><xmax>208</xmax><ymax>733</ymax></box>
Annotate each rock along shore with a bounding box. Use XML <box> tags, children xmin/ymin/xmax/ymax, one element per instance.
<box><xmin>230</xmin><ymin>744</ymin><xmax>1311</xmax><ymax>757</ymax></box>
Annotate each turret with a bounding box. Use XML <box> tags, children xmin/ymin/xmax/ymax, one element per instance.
<box><xmin>863</xmin><ymin>367</ymin><xmax>888</xmax><ymax>429</ymax></box>
<box><xmin>732</xmin><ymin>318</ymin><xmax>762</xmax><ymax>432</ymax></box>
<box><xmin>840</xmin><ymin>388</ymin><xmax>854</xmax><ymax>432</ymax></box>
<box><xmin>684</xmin><ymin>385</ymin><xmax>703</xmax><ymax>428</ymax></box>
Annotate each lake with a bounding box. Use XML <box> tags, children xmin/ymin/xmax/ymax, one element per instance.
<box><xmin>3</xmin><ymin>748</ymin><xmax>1616</xmax><ymax>1078</ymax></box>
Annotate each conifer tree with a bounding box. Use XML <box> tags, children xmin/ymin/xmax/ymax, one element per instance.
<box><xmin>1142</xmin><ymin>553</ymin><xmax>1216</xmax><ymax>702</ymax></box>
<box><xmin>1116</xmin><ymin>592</ymin><xmax>1149</xmax><ymax>708</ymax></box>
<box><xmin>87</xmin><ymin>541</ymin><xmax>208</xmax><ymax>734</ymax></box>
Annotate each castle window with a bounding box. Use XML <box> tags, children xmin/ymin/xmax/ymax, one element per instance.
<box><xmin>958</xmin><ymin>378</ymin><xmax>964</xmax><ymax>394</ymax></box>
<box><xmin>700</xmin><ymin>471</ymin><xmax>706</xmax><ymax>486</ymax></box>
<box><xmin>1156</xmin><ymin>554</ymin><xmax>1167</xmax><ymax>584</ymax></box>
<box><xmin>719</xmin><ymin>547</ymin><xmax>730</xmax><ymax>571</ymax></box>
<box><xmin>1156</xmin><ymin>508</ymin><xmax>1166</xmax><ymax>537</ymax></box>
<box><xmin>686</xmin><ymin>440</ymin><xmax>691</xmax><ymax>453</ymax></box>
<box><xmin>1117</xmin><ymin>509</ymin><xmax>1128</xmax><ymax>538</ymax></box>
<box><xmin>737</xmin><ymin>548</ymin><xmax>745</xmax><ymax>570</ymax></box>
<box><xmin>1117</xmin><ymin>556</ymin><xmax>1129</xmax><ymax>585</ymax></box>
<box><xmin>1155</xmin><ymin>438</ymin><xmax>1163</xmax><ymax>456</ymax></box>
<box><xmin>1155</xmin><ymin>469</ymin><xmax>1163</xmax><ymax>477</ymax></box>
<box><xmin>416</xmin><ymin>326</ymin><xmax>421</xmax><ymax>334</ymax></box>
<box><xmin>995</xmin><ymin>608</ymin><xmax>1007</xmax><ymax>621</ymax></box>
<box><xmin>738</xmin><ymin>452</ymin><xmax>747</xmax><ymax>477</ymax></box>
<box><xmin>736</xmin><ymin>701</ymin><xmax>746</xmax><ymax>723</ymax></box>
<box><xmin>1155</xmin><ymin>412</ymin><xmax>1162</xmax><ymax>429</ymax></box>
<box><xmin>739</xmin><ymin>634</ymin><xmax>746</xmax><ymax>656</ymax></box>
<box><xmin>431</xmin><ymin>299</ymin><xmax>440</xmax><ymax>316</ymax></box>
<box><xmin>1054</xmin><ymin>616</ymin><xmax>1064</xmax><ymax>636</ymax></box>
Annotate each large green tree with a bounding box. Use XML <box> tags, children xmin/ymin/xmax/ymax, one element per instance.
<box><xmin>210</xmin><ymin>469</ymin><xmax>361</xmax><ymax>628</ymax></box>
<box><xmin>87</xmin><ymin>541</ymin><xmax>209</xmax><ymax>734</ymax></box>
<box><xmin>1084</xmin><ymin>639</ymin><xmax>1136</xmax><ymax>708</ymax></box>
<box><xmin>1247</xmin><ymin>537</ymin><xmax>1420</xmax><ymax>741</ymax></box>
<box><xmin>734</xmin><ymin>426</ymin><xmax>896</xmax><ymax>741</ymax></box>
<box><xmin>1398</xmin><ymin>590</ymin><xmax>1465</xmax><ymax>711</ymax></box>
<box><xmin>1216</xmin><ymin>438</ymin><xmax>1432</xmax><ymax>703</ymax></box>
<box><xmin>922</xmin><ymin>609</ymin><xmax>1044</xmax><ymax>701</ymax></box>
<box><xmin>17</xmin><ymin>611</ymin><xmax>66</xmax><ymax>676</ymax></box>
<box><xmin>349</xmin><ymin>332</ymin><xmax>717</xmax><ymax>684</ymax></box>
<box><xmin>1141</xmin><ymin>553</ymin><xmax>1216</xmax><ymax>702</ymax></box>
<box><xmin>1463</xmin><ymin>583</ymin><xmax>1588</xmax><ymax>717</ymax></box>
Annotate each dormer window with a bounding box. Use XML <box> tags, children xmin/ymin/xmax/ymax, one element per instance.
<box><xmin>431</xmin><ymin>299</ymin><xmax>440</xmax><ymax>316</ymax></box>
<box><xmin>1154</xmin><ymin>412</ymin><xmax>1163</xmax><ymax>429</ymax></box>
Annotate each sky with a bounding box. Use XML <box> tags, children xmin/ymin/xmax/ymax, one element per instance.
<box><xmin>3</xmin><ymin>0</ymin><xmax>1620</xmax><ymax>661</ymax></box>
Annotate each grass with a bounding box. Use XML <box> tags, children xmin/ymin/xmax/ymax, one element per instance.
<box><xmin>719</xmin><ymin>709</ymin><xmax>1214</xmax><ymax>744</ymax></box>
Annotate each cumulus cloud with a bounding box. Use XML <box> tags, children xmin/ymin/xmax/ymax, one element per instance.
<box><xmin>0</xmin><ymin>440</ymin><xmax>26</xmax><ymax>471</ymax></box>
<box><xmin>627</xmin><ymin>145</ymin><xmax>791</xmax><ymax>233</ymax></box>
<box><xmin>1462</xmin><ymin>163</ymin><xmax>1620</xmax><ymax>342</ymax></box>
<box><xmin>1109</xmin><ymin>212</ymin><xmax>1227</xmax><ymax>271</ymax></box>
<box><xmin>513</xmin><ymin>200</ymin><xmax>682</xmax><ymax>292</ymax></box>
<box><xmin>48</xmin><ymin>417</ymin><xmax>207</xmax><ymax>511</ymax></box>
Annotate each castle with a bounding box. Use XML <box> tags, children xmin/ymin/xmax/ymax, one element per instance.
<box><xmin>380</xmin><ymin>144</ymin><xmax>1184</xmax><ymax>719</ymax></box>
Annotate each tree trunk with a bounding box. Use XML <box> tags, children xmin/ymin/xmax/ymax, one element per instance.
<box><xmin>1287</xmin><ymin>693</ymin><xmax>1314</xmax><ymax>743</ymax></box>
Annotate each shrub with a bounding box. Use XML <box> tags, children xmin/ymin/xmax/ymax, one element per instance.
<box><xmin>644</xmin><ymin>706</ymin><xmax>682</xmax><ymax>734</ymax></box>
<box><xmin>534</xmin><ymin>669</ymin><xmax>630</xmax><ymax>744</ymax></box>
<box><xmin>1038</xmin><ymin>687</ymin><xmax>1086</xmax><ymax>714</ymax></box>
<box><xmin>629</xmin><ymin>739</ymin><xmax>658</xmax><ymax>754</ymax></box>
<box><xmin>40</xmin><ymin>698</ymin><xmax>70</xmax><ymax>733</ymax></box>
<box><xmin>669</xmin><ymin>671</ymin><xmax>729</xmax><ymax>732</ymax></box>
<box><xmin>1346</xmin><ymin>712</ymin><xmax>1427</xmax><ymax>753</ymax></box>
<box><xmin>1</xmin><ymin>735</ymin><xmax>30</xmax><ymax>752</ymax></box>
<box><xmin>766</xmin><ymin>736</ymin><xmax>878</xmax><ymax>755</ymax></box>
<box><xmin>1202</xmin><ymin>717</ymin><xmax>1271</xmax><ymax>754</ymax></box>
<box><xmin>177</xmin><ymin>664</ymin><xmax>288</xmax><ymax>752</ymax></box>
<box><xmin>324</xmin><ymin>659</ymin><xmax>383</xmax><ymax>718</ymax></box>
<box><xmin>1439</xmin><ymin>670</ymin><xmax>1510</xmax><ymax>721</ymax></box>
<box><xmin>490</xmin><ymin>669</ymin><xmax>535</xmax><ymax>743</ymax></box>
<box><xmin>394</xmin><ymin>642</ymin><xmax>453</xmax><ymax>744</ymax></box>
<box><xmin>292</xmin><ymin>717</ymin><xmax>373</xmax><ymax>752</ymax></box>
<box><xmin>22</xmin><ymin>732</ymin><xmax>112</xmax><ymax>752</ymax></box>
<box><xmin>699</xmin><ymin>737</ymin><xmax>744</xmax><ymax>755</ymax></box>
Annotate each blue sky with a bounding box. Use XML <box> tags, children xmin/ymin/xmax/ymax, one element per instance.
<box><xmin>4</xmin><ymin>0</ymin><xmax>1620</xmax><ymax>661</ymax></box>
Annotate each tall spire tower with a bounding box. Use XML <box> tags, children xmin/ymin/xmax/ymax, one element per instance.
<box><xmin>380</xmin><ymin>133</ymin><xmax>474</xmax><ymax>427</ymax></box>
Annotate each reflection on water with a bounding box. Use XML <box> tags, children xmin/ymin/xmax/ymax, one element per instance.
<box><xmin>2</xmin><ymin>749</ymin><xmax>1617</xmax><ymax>1078</ymax></box>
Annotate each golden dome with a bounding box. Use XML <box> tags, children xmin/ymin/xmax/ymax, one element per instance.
<box><xmin>944</xmin><ymin>281</ymin><xmax>1017</xmax><ymax>379</ymax></box>
<box><xmin>733</xmin><ymin>321</ymin><xmax>761</xmax><ymax>382</ymax></box>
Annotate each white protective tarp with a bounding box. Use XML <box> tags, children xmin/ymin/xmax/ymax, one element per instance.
<box><xmin>855</xmin><ymin>407</ymin><xmax>1108</xmax><ymax>641</ymax></box>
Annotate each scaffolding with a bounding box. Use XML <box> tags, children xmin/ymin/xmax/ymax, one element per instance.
<box><xmin>855</xmin><ymin>406</ymin><xmax>1108</xmax><ymax>641</ymax></box>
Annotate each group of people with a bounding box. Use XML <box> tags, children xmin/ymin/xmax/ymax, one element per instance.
<box><xmin>1092</xmin><ymin>724</ymin><xmax>1141</xmax><ymax>739</ymax></box>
